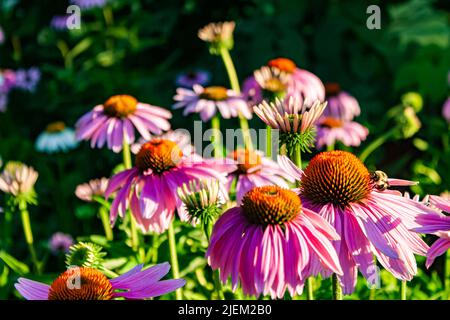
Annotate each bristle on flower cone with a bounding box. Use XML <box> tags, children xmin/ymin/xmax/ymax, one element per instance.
<box><xmin>48</xmin><ymin>267</ymin><xmax>113</xmax><ymax>300</ymax></box>
<box><xmin>45</xmin><ymin>121</ymin><xmax>66</xmax><ymax>133</ymax></box>
<box><xmin>242</xmin><ymin>186</ymin><xmax>301</xmax><ymax>226</ymax></box>
<box><xmin>199</xmin><ymin>86</ymin><xmax>228</xmax><ymax>101</ymax></box>
<box><xmin>268</xmin><ymin>58</ymin><xmax>297</xmax><ymax>74</ymax></box>
<box><xmin>301</xmin><ymin>150</ymin><xmax>371</xmax><ymax>207</ymax></box>
<box><xmin>229</xmin><ymin>149</ymin><xmax>262</xmax><ymax>173</ymax></box>
<box><xmin>103</xmin><ymin>95</ymin><xmax>138</xmax><ymax>118</ymax></box>
<box><xmin>135</xmin><ymin>138</ymin><xmax>183</xmax><ymax>173</ymax></box>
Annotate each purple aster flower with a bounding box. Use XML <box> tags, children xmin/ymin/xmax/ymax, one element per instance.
<box><xmin>323</xmin><ymin>83</ymin><xmax>361</xmax><ymax>121</ymax></box>
<box><xmin>70</xmin><ymin>0</ymin><xmax>107</xmax><ymax>10</ymax></box>
<box><xmin>175</xmin><ymin>70</ymin><xmax>211</xmax><ymax>88</ymax></box>
<box><xmin>442</xmin><ymin>97</ymin><xmax>450</xmax><ymax>123</ymax></box>
<box><xmin>14</xmin><ymin>68</ymin><xmax>40</xmax><ymax>92</ymax></box>
<box><xmin>49</xmin><ymin>232</ymin><xmax>74</xmax><ymax>254</ymax></box>
<box><xmin>0</xmin><ymin>69</ymin><xmax>17</xmax><ymax>93</ymax></box>
<box><xmin>50</xmin><ymin>15</ymin><xmax>68</xmax><ymax>30</ymax></box>
<box><xmin>15</xmin><ymin>262</ymin><xmax>185</xmax><ymax>300</ymax></box>
<box><xmin>316</xmin><ymin>117</ymin><xmax>369</xmax><ymax>149</ymax></box>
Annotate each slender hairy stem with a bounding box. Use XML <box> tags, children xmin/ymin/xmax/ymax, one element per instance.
<box><xmin>359</xmin><ymin>129</ymin><xmax>396</xmax><ymax>163</ymax></box>
<box><xmin>151</xmin><ymin>233</ymin><xmax>159</xmax><ymax>264</ymax></box>
<box><xmin>122</xmin><ymin>141</ymin><xmax>140</xmax><ymax>252</ymax></box>
<box><xmin>306</xmin><ymin>278</ymin><xmax>314</xmax><ymax>300</ymax></box>
<box><xmin>19</xmin><ymin>201</ymin><xmax>40</xmax><ymax>274</ymax></box>
<box><xmin>219</xmin><ymin>46</ymin><xmax>253</xmax><ymax>150</ymax></box>
<box><xmin>168</xmin><ymin>222</ymin><xmax>182</xmax><ymax>299</ymax></box>
<box><xmin>211</xmin><ymin>115</ymin><xmax>222</xmax><ymax>158</ymax></box>
<box><xmin>99</xmin><ymin>206</ymin><xmax>113</xmax><ymax>241</ymax></box>
<box><xmin>400</xmin><ymin>280</ymin><xmax>407</xmax><ymax>300</ymax></box>
<box><xmin>266</xmin><ymin>126</ymin><xmax>272</xmax><ymax>157</ymax></box>
<box><xmin>332</xmin><ymin>274</ymin><xmax>343</xmax><ymax>300</ymax></box>
<box><xmin>213</xmin><ymin>270</ymin><xmax>225</xmax><ymax>300</ymax></box>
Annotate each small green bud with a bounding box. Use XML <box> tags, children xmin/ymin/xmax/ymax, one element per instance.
<box><xmin>65</xmin><ymin>242</ymin><xmax>106</xmax><ymax>269</ymax></box>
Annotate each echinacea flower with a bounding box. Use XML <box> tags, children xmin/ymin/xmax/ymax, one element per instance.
<box><xmin>49</xmin><ymin>232</ymin><xmax>74</xmax><ymax>254</ymax></box>
<box><xmin>226</xmin><ymin>148</ymin><xmax>294</xmax><ymax>203</ymax></box>
<box><xmin>15</xmin><ymin>262</ymin><xmax>186</xmax><ymax>300</ymax></box>
<box><xmin>75</xmin><ymin>177</ymin><xmax>109</xmax><ymax>202</ymax></box>
<box><xmin>173</xmin><ymin>84</ymin><xmax>252</xmax><ymax>122</ymax></box>
<box><xmin>207</xmin><ymin>185</ymin><xmax>342</xmax><ymax>298</ymax></box>
<box><xmin>105</xmin><ymin>137</ymin><xmax>235</xmax><ymax>233</ymax></box>
<box><xmin>176</xmin><ymin>70</ymin><xmax>211</xmax><ymax>88</ymax></box>
<box><xmin>35</xmin><ymin>121</ymin><xmax>78</xmax><ymax>154</ymax></box>
<box><xmin>198</xmin><ymin>21</ymin><xmax>235</xmax><ymax>53</ymax></box>
<box><xmin>76</xmin><ymin>95</ymin><xmax>172</xmax><ymax>153</ymax></box>
<box><xmin>279</xmin><ymin>150</ymin><xmax>439</xmax><ymax>294</ymax></box>
<box><xmin>242</xmin><ymin>58</ymin><xmax>325</xmax><ymax>105</ymax></box>
<box><xmin>315</xmin><ymin>117</ymin><xmax>368</xmax><ymax>149</ymax></box>
<box><xmin>0</xmin><ymin>162</ymin><xmax>38</xmax><ymax>200</ymax></box>
<box><xmin>70</xmin><ymin>0</ymin><xmax>107</xmax><ymax>10</ymax></box>
<box><xmin>413</xmin><ymin>195</ymin><xmax>450</xmax><ymax>268</ymax></box>
<box><xmin>442</xmin><ymin>97</ymin><xmax>450</xmax><ymax>123</ymax></box>
<box><xmin>253</xmin><ymin>96</ymin><xmax>327</xmax><ymax>152</ymax></box>
<box><xmin>322</xmin><ymin>83</ymin><xmax>361</xmax><ymax>121</ymax></box>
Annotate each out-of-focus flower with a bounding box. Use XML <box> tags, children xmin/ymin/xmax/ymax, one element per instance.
<box><xmin>105</xmin><ymin>137</ymin><xmax>235</xmax><ymax>233</ymax></box>
<box><xmin>0</xmin><ymin>26</ymin><xmax>4</xmax><ymax>44</ymax></box>
<box><xmin>0</xmin><ymin>69</ymin><xmax>16</xmax><ymax>112</ymax></box>
<box><xmin>75</xmin><ymin>95</ymin><xmax>172</xmax><ymax>153</ymax></box>
<box><xmin>173</xmin><ymin>84</ymin><xmax>252</xmax><ymax>122</ymax></box>
<box><xmin>50</xmin><ymin>15</ymin><xmax>68</xmax><ymax>30</ymax></box>
<box><xmin>75</xmin><ymin>177</ymin><xmax>109</xmax><ymax>202</ymax></box>
<box><xmin>315</xmin><ymin>117</ymin><xmax>368</xmax><ymax>149</ymax></box>
<box><xmin>15</xmin><ymin>262</ymin><xmax>186</xmax><ymax>300</ymax></box>
<box><xmin>413</xmin><ymin>195</ymin><xmax>450</xmax><ymax>268</ymax></box>
<box><xmin>279</xmin><ymin>151</ymin><xmax>439</xmax><ymax>294</ymax></box>
<box><xmin>49</xmin><ymin>232</ymin><xmax>74</xmax><ymax>254</ymax></box>
<box><xmin>243</xmin><ymin>58</ymin><xmax>325</xmax><ymax>105</ymax></box>
<box><xmin>442</xmin><ymin>97</ymin><xmax>450</xmax><ymax>123</ymax></box>
<box><xmin>254</xmin><ymin>97</ymin><xmax>327</xmax><ymax>153</ymax></box>
<box><xmin>322</xmin><ymin>83</ymin><xmax>360</xmax><ymax>121</ymax></box>
<box><xmin>0</xmin><ymin>162</ymin><xmax>38</xmax><ymax>201</ymax></box>
<box><xmin>70</xmin><ymin>0</ymin><xmax>107</xmax><ymax>10</ymax></box>
<box><xmin>14</xmin><ymin>68</ymin><xmax>40</xmax><ymax>92</ymax></box>
<box><xmin>401</xmin><ymin>92</ymin><xmax>423</xmax><ymax>113</ymax></box>
<box><xmin>198</xmin><ymin>21</ymin><xmax>235</xmax><ymax>54</ymax></box>
<box><xmin>35</xmin><ymin>122</ymin><xmax>78</xmax><ymax>154</ymax></box>
<box><xmin>226</xmin><ymin>148</ymin><xmax>294</xmax><ymax>203</ymax></box>
<box><xmin>207</xmin><ymin>185</ymin><xmax>342</xmax><ymax>298</ymax></box>
<box><xmin>175</xmin><ymin>70</ymin><xmax>210</xmax><ymax>88</ymax></box>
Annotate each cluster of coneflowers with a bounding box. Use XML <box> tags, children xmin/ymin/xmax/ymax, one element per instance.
<box><xmin>1</xmin><ymin>20</ymin><xmax>450</xmax><ymax>301</ymax></box>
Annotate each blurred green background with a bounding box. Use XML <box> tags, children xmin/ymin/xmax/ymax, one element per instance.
<box><xmin>0</xmin><ymin>0</ymin><xmax>449</xmax><ymax>299</ymax></box>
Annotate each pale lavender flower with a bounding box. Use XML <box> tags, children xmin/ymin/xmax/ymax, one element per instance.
<box><xmin>50</xmin><ymin>15</ymin><xmax>68</xmax><ymax>30</ymax></box>
<box><xmin>175</xmin><ymin>70</ymin><xmax>211</xmax><ymax>88</ymax></box>
<box><xmin>442</xmin><ymin>97</ymin><xmax>450</xmax><ymax>123</ymax></box>
<box><xmin>49</xmin><ymin>232</ymin><xmax>74</xmax><ymax>254</ymax></box>
<box><xmin>70</xmin><ymin>0</ymin><xmax>107</xmax><ymax>10</ymax></box>
<box><xmin>316</xmin><ymin>117</ymin><xmax>368</xmax><ymax>149</ymax></box>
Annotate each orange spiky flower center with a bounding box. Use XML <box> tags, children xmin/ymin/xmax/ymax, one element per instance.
<box><xmin>325</xmin><ymin>82</ymin><xmax>341</xmax><ymax>96</ymax></box>
<box><xmin>48</xmin><ymin>267</ymin><xmax>113</xmax><ymax>300</ymax></box>
<box><xmin>46</xmin><ymin>121</ymin><xmax>66</xmax><ymax>133</ymax></box>
<box><xmin>268</xmin><ymin>58</ymin><xmax>297</xmax><ymax>74</ymax></box>
<box><xmin>135</xmin><ymin>138</ymin><xmax>183</xmax><ymax>174</ymax></box>
<box><xmin>200</xmin><ymin>86</ymin><xmax>229</xmax><ymax>101</ymax></box>
<box><xmin>242</xmin><ymin>186</ymin><xmax>301</xmax><ymax>226</ymax></box>
<box><xmin>103</xmin><ymin>95</ymin><xmax>138</xmax><ymax>118</ymax></box>
<box><xmin>301</xmin><ymin>150</ymin><xmax>371</xmax><ymax>207</ymax></box>
<box><xmin>230</xmin><ymin>149</ymin><xmax>262</xmax><ymax>173</ymax></box>
<box><xmin>320</xmin><ymin>117</ymin><xmax>343</xmax><ymax>128</ymax></box>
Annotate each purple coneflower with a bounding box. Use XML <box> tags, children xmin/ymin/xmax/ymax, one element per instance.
<box><xmin>322</xmin><ymin>83</ymin><xmax>360</xmax><ymax>121</ymax></box>
<box><xmin>173</xmin><ymin>84</ymin><xmax>251</xmax><ymax>122</ymax></box>
<box><xmin>49</xmin><ymin>232</ymin><xmax>74</xmax><ymax>254</ymax></box>
<box><xmin>226</xmin><ymin>148</ymin><xmax>294</xmax><ymax>203</ymax></box>
<box><xmin>15</xmin><ymin>262</ymin><xmax>185</xmax><ymax>300</ymax></box>
<box><xmin>75</xmin><ymin>95</ymin><xmax>172</xmax><ymax>153</ymax></box>
<box><xmin>75</xmin><ymin>177</ymin><xmax>109</xmax><ymax>202</ymax></box>
<box><xmin>279</xmin><ymin>150</ymin><xmax>440</xmax><ymax>294</ymax></box>
<box><xmin>50</xmin><ymin>15</ymin><xmax>68</xmax><ymax>30</ymax></box>
<box><xmin>105</xmin><ymin>137</ymin><xmax>235</xmax><ymax>233</ymax></box>
<box><xmin>315</xmin><ymin>117</ymin><xmax>368</xmax><ymax>149</ymax></box>
<box><xmin>175</xmin><ymin>70</ymin><xmax>210</xmax><ymax>88</ymax></box>
<box><xmin>35</xmin><ymin>122</ymin><xmax>78</xmax><ymax>154</ymax></box>
<box><xmin>70</xmin><ymin>0</ymin><xmax>107</xmax><ymax>10</ymax></box>
<box><xmin>207</xmin><ymin>185</ymin><xmax>342</xmax><ymax>298</ymax></box>
<box><xmin>442</xmin><ymin>97</ymin><xmax>450</xmax><ymax>123</ymax></box>
<box><xmin>0</xmin><ymin>162</ymin><xmax>38</xmax><ymax>198</ymax></box>
<box><xmin>413</xmin><ymin>195</ymin><xmax>450</xmax><ymax>268</ymax></box>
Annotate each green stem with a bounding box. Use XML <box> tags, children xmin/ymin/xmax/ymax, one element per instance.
<box><xmin>213</xmin><ymin>270</ymin><xmax>224</xmax><ymax>300</ymax></box>
<box><xmin>400</xmin><ymin>280</ymin><xmax>407</xmax><ymax>300</ymax></box>
<box><xmin>332</xmin><ymin>274</ymin><xmax>343</xmax><ymax>300</ymax></box>
<box><xmin>19</xmin><ymin>202</ymin><xmax>40</xmax><ymax>274</ymax></box>
<box><xmin>99</xmin><ymin>206</ymin><xmax>113</xmax><ymax>241</ymax></box>
<box><xmin>359</xmin><ymin>128</ymin><xmax>396</xmax><ymax>163</ymax></box>
<box><xmin>326</xmin><ymin>142</ymin><xmax>335</xmax><ymax>151</ymax></box>
<box><xmin>168</xmin><ymin>222</ymin><xmax>182</xmax><ymax>299</ymax></box>
<box><xmin>290</xmin><ymin>144</ymin><xmax>302</xmax><ymax>170</ymax></box>
<box><xmin>219</xmin><ymin>46</ymin><xmax>253</xmax><ymax>150</ymax></box>
<box><xmin>211</xmin><ymin>115</ymin><xmax>222</xmax><ymax>158</ymax></box>
<box><xmin>122</xmin><ymin>141</ymin><xmax>140</xmax><ymax>253</ymax></box>
<box><xmin>266</xmin><ymin>126</ymin><xmax>272</xmax><ymax>157</ymax></box>
<box><xmin>306</xmin><ymin>277</ymin><xmax>314</xmax><ymax>300</ymax></box>
<box><xmin>151</xmin><ymin>233</ymin><xmax>159</xmax><ymax>264</ymax></box>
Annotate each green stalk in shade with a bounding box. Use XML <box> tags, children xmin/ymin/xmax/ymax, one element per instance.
<box><xmin>332</xmin><ymin>274</ymin><xmax>343</xmax><ymax>300</ymax></box>
<box><xmin>19</xmin><ymin>200</ymin><xmax>40</xmax><ymax>274</ymax></box>
<box><xmin>211</xmin><ymin>115</ymin><xmax>222</xmax><ymax>158</ymax></box>
<box><xmin>168</xmin><ymin>222</ymin><xmax>183</xmax><ymax>300</ymax></box>
<box><xmin>99</xmin><ymin>206</ymin><xmax>113</xmax><ymax>241</ymax></box>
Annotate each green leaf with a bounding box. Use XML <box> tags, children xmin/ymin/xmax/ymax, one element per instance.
<box><xmin>0</xmin><ymin>251</ymin><xmax>30</xmax><ymax>275</ymax></box>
